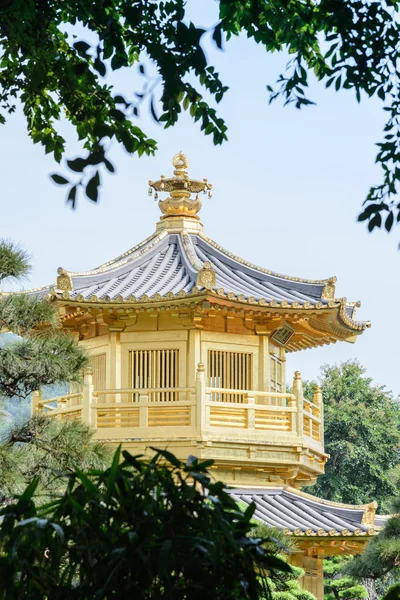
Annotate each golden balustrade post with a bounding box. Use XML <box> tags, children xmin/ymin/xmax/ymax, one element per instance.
<box><xmin>139</xmin><ymin>394</ymin><xmax>149</xmax><ymax>428</ymax></box>
<box><xmin>31</xmin><ymin>390</ymin><xmax>42</xmax><ymax>416</ymax></box>
<box><xmin>82</xmin><ymin>367</ymin><xmax>94</xmax><ymax>425</ymax></box>
<box><xmin>292</xmin><ymin>371</ymin><xmax>304</xmax><ymax>437</ymax></box>
<box><xmin>196</xmin><ymin>362</ymin><xmax>207</xmax><ymax>432</ymax></box>
<box><xmin>313</xmin><ymin>385</ymin><xmax>324</xmax><ymax>446</ymax></box>
<box><xmin>247</xmin><ymin>394</ymin><xmax>255</xmax><ymax>430</ymax></box>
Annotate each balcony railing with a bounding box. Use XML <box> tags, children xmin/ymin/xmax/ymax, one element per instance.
<box><xmin>31</xmin><ymin>365</ymin><xmax>323</xmax><ymax>447</ymax></box>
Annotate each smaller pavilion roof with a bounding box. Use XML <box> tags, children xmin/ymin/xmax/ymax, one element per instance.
<box><xmin>231</xmin><ymin>487</ymin><xmax>379</xmax><ymax>537</ymax></box>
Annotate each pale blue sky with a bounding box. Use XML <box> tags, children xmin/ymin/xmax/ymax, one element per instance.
<box><xmin>1</xmin><ymin>1</ymin><xmax>398</xmax><ymax>394</ymax></box>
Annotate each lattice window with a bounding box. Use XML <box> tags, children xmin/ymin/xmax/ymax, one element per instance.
<box><xmin>129</xmin><ymin>349</ymin><xmax>179</xmax><ymax>401</ymax></box>
<box><xmin>207</xmin><ymin>350</ymin><xmax>252</xmax><ymax>402</ymax></box>
<box><xmin>270</xmin><ymin>345</ymin><xmax>283</xmax><ymax>393</ymax></box>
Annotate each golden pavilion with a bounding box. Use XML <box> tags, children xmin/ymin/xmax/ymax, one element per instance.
<box><xmin>31</xmin><ymin>153</ymin><xmax>380</xmax><ymax>599</ymax></box>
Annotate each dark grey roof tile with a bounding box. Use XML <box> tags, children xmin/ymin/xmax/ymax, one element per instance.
<box><xmin>231</xmin><ymin>488</ymin><xmax>378</xmax><ymax>536</ymax></box>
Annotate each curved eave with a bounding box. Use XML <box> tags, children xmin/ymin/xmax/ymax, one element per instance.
<box><xmin>47</xmin><ymin>289</ymin><xmax>369</xmax><ymax>334</ymax></box>
<box><xmin>338</xmin><ymin>299</ymin><xmax>371</xmax><ymax>332</ymax></box>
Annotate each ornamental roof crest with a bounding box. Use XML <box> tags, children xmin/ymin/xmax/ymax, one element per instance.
<box><xmin>148</xmin><ymin>152</ymin><xmax>212</xmax><ymax>219</ymax></box>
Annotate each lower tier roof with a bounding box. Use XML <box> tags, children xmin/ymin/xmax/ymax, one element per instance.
<box><xmin>231</xmin><ymin>487</ymin><xmax>379</xmax><ymax>537</ymax></box>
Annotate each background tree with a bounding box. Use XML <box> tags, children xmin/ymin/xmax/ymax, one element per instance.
<box><xmin>0</xmin><ymin>448</ymin><xmax>291</xmax><ymax>599</ymax></box>
<box><xmin>324</xmin><ymin>557</ymin><xmax>368</xmax><ymax>600</ymax></box>
<box><xmin>1</xmin><ymin>0</ymin><xmax>400</xmax><ymax>229</ymax></box>
<box><xmin>0</xmin><ymin>240</ymin><xmax>108</xmax><ymax>506</ymax></box>
<box><xmin>252</xmin><ymin>522</ymin><xmax>317</xmax><ymax>600</ymax></box>
<box><xmin>0</xmin><ymin>240</ymin><xmax>87</xmax><ymax>399</ymax></box>
<box><xmin>345</xmin><ymin>472</ymin><xmax>400</xmax><ymax>594</ymax></box>
<box><xmin>304</xmin><ymin>360</ymin><xmax>400</xmax><ymax>513</ymax></box>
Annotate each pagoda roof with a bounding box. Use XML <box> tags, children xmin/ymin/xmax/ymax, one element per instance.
<box><xmin>14</xmin><ymin>152</ymin><xmax>369</xmax><ymax>348</ymax></box>
<box><xmin>47</xmin><ymin>230</ymin><xmax>332</xmax><ymax>304</ymax></box>
<box><xmin>231</xmin><ymin>487</ymin><xmax>379</xmax><ymax>537</ymax></box>
<box><xmin>27</xmin><ymin>226</ymin><xmax>368</xmax><ymax>336</ymax></box>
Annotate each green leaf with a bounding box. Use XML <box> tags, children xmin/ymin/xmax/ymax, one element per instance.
<box><xmin>150</xmin><ymin>97</ymin><xmax>159</xmax><ymax>122</ymax></box>
<box><xmin>114</xmin><ymin>95</ymin><xmax>128</xmax><ymax>106</ymax></box>
<box><xmin>151</xmin><ymin>447</ymin><xmax>181</xmax><ymax>468</ymax></box>
<box><xmin>51</xmin><ymin>174</ymin><xmax>69</xmax><ymax>185</ymax></box>
<box><xmin>86</xmin><ymin>171</ymin><xmax>100</xmax><ymax>202</ymax></box>
<box><xmin>67</xmin><ymin>158</ymin><xmax>87</xmax><ymax>173</ymax></box>
<box><xmin>17</xmin><ymin>478</ymin><xmax>39</xmax><ymax>503</ymax></box>
<box><xmin>385</xmin><ymin>211</ymin><xmax>394</xmax><ymax>231</ymax></box>
<box><xmin>67</xmin><ymin>185</ymin><xmax>77</xmax><ymax>207</ymax></box>
<box><xmin>106</xmin><ymin>445</ymin><xmax>122</xmax><ymax>496</ymax></box>
<box><xmin>73</xmin><ymin>41</ymin><xmax>91</xmax><ymax>54</ymax></box>
<box><xmin>94</xmin><ymin>57</ymin><xmax>106</xmax><ymax>77</ymax></box>
<box><xmin>212</xmin><ymin>22</ymin><xmax>223</xmax><ymax>50</ymax></box>
<box><xmin>104</xmin><ymin>158</ymin><xmax>115</xmax><ymax>173</ymax></box>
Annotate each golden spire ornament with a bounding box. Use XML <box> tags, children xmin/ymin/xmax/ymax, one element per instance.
<box><xmin>148</xmin><ymin>152</ymin><xmax>212</xmax><ymax>219</ymax></box>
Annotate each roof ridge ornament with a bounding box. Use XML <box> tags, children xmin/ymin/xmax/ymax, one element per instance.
<box><xmin>149</xmin><ymin>152</ymin><xmax>212</xmax><ymax>219</ymax></box>
<box><xmin>196</xmin><ymin>261</ymin><xmax>216</xmax><ymax>289</ymax></box>
<box><xmin>56</xmin><ymin>267</ymin><xmax>73</xmax><ymax>291</ymax></box>
<box><xmin>321</xmin><ymin>277</ymin><xmax>337</xmax><ymax>299</ymax></box>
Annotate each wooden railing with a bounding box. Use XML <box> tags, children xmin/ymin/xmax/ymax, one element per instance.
<box><xmin>31</xmin><ymin>365</ymin><xmax>323</xmax><ymax>447</ymax></box>
<box><xmin>92</xmin><ymin>388</ymin><xmax>195</xmax><ymax>429</ymax></box>
<box><xmin>205</xmin><ymin>388</ymin><xmax>296</xmax><ymax>432</ymax></box>
<box><xmin>32</xmin><ymin>391</ymin><xmax>83</xmax><ymax>421</ymax></box>
<box><xmin>303</xmin><ymin>386</ymin><xmax>323</xmax><ymax>445</ymax></box>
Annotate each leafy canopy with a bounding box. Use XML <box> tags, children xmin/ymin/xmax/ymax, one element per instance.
<box><xmin>1</xmin><ymin>0</ymin><xmax>400</xmax><ymax>231</ymax></box>
<box><xmin>0</xmin><ymin>447</ymin><xmax>291</xmax><ymax>599</ymax></box>
<box><xmin>304</xmin><ymin>361</ymin><xmax>400</xmax><ymax>512</ymax></box>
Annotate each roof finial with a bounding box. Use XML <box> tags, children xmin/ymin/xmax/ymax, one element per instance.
<box><xmin>172</xmin><ymin>151</ymin><xmax>188</xmax><ymax>176</ymax></box>
<box><xmin>148</xmin><ymin>153</ymin><xmax>212</xmax><ymax>220</ymax></box>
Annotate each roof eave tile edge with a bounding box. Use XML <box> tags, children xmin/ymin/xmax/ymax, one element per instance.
<box><xmin>284</xmin><ymin>529</ymin><xmax>376</xmax><ymax>537</ymax></box>
<box><xmin>48</xmin><ymin>288</ymin><xmax>340</xmax><ymax>310</ymax></box>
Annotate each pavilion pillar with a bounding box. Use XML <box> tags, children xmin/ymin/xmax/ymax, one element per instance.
<box><xmin>195</xmin><ymin>362</ymin><xmax>207</xmax><ymax>433</ymax></box>
<box><xmin>109</xmin><ymin>331</ymin><xmax>122</xmax><ymax>402</ymax></box>
<box><xmin>82</xmin><ymin>367</ymin><xmax>94</xmax><ymax>426</ymax></box>
<box><xmin>188</xmin><ymin>329</ymin><xmax>201</xmax><ymax>389</ymax></box>
<box><xmin>291</xmin><ymin>554</ymin><xmax>324</xmax><ymax>600</ymax></box>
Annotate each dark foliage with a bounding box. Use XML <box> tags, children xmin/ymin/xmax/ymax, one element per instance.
<box><xmin>1</xmin><ymin>0</ymin><xmax>400</xmax><ymax>226</ymax></box>
<box><xmin>0</xmin><ymin>447</ymin><xmax>291</xmax><ymax>599</ymax></box>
